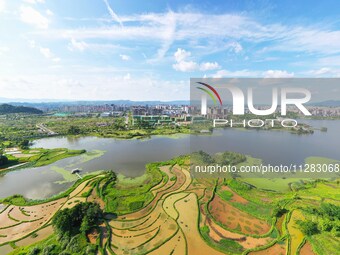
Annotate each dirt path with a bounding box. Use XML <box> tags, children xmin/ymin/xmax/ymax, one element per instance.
<box><xmin>175</xmin><ymin>193</ymin><xmax>225</xmax><ymax>255</ymax></box>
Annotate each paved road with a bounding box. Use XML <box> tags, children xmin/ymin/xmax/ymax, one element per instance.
<box><xmin>36</xmin><ymin>124</ymin><xmax>57</xmax><ymax>135</ymax></box>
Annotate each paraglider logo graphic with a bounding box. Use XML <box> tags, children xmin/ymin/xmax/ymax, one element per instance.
<box><xmin>196</xmin><ymin>82</ymin><xmax>223</xmax><ymax>115</ymax></box>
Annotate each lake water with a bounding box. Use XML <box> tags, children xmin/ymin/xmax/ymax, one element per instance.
<box><xmin>0</xmin><ymin>119</ymin><xmax>339</xmax><ymax>199</ymax></box>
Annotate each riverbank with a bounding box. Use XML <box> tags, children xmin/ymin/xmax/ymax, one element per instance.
<box><xmin>0</xmin><ymin>148</ymin><xmax>86</xmax><ymax>173</ymax></box>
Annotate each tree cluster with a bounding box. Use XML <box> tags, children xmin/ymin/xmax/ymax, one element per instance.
<box><xmin>52</xmin><ymin>202</ymin><xmax>103</xmax><ymax>237</ymax></box>
<box><xmin>298</xmin><ymin>203</ymin><xmax>340</xmax><ymax>236</ymax></box>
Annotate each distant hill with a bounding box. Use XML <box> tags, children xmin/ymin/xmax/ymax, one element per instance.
<box><xmin>0</xmin><ymin>97</ymin><xmax>190</xmax><ymax>106</ymax></box>
<box><xmin>310</xmin><ymin>100</ymin><xmax>340</xmax><ymax>107</ymax></box>
<box><xmin>0</xmin><ymin>104</ymin><xmax>43</xmax><ymax>114</ymax></box>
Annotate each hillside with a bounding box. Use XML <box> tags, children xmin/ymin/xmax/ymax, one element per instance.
<box><xmin>2</xmin><ymin>155</ymin><xmax>339</xmax><ymax>255</ymax></box>
<box><xmin>0</xmin><ymin>104</ymin><xmax>43</xmax><ymax>114</ymax></box>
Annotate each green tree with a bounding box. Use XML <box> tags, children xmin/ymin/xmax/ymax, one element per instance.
<box><xmin>0</xmin><ymin>154</ymin><xmax>8</xmax><ymax>166</ymax></box>
<box><xmin>52</xmin><ymin>202</ymin><xmax>102</xmax><ymax>238</ymax></box>
<box><xmin>19</xmin><ymin>139</ymin><xmax>30</xmax><ymax>149</ymax></box>
<box><xmin>68</xmin><ymin>125</ymin><xmax>81</xmax><ymax>135</ymax></box>
<box><xmin>296</xmin><ymin>220</ymin><xmax>319</xmax><ymax>236</ymax></box>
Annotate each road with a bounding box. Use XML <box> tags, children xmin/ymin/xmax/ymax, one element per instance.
<box><xmin>36</xmin><ymin>124</ymin><xmax>57</xmax><ymax>135</ymax></box>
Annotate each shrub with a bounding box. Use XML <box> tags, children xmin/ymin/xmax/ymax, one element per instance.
<box><xmin>129</xmin><ymin>201</ymin><xmax>144</xmax><ymax>211</ymax></box>
<box><xmin>218</xmin><ymin>190</ymin><xmax>233</xmax><ymax>201</ymax></box>
<box><xmin>0</xmin><ymin>155</ymin><xmax>8</xmax><ymax>166</ymax></box>
<box><xmin>219</xmin><ymin>239</ymin><xmax>244</xmax><ymax>253</ymax></box>
<box><xmin>42</xmin><ymin>244</ymin><xmax>58</xmax><ymax>255</ymax></box>
<box><xmin>28</xmin><ymin>247</ymin><xmax>40</xmax><ymax>255</ymax></box>
<box><xmin>296</xmin><ymin>220</ymin><xmax>319</xmax><ymax>236</ymax></box>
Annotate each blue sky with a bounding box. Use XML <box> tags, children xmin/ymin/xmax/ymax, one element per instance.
<box><xmin>0</xmin><ymin>0</ymin><xmax>340</xmax><ymax>101</ymax></box>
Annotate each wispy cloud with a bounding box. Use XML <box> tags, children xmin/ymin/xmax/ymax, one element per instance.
<box><xmin>27</xmin><ymin>39</ymin><xmax>60</xmax><ymax>62</ymax></box>
<box><xmin>212</xmin><ymin>69</ymin><xmax>294</xmax><ymax>78</ymax></box>
<box><xmin>0</xmin><ymin>74</ymin><xmax>189</xmax><ymax>101</ymax></box>
<box><xmin>68</xmin><ymin>38</ymin><xmax>88</xmax><ymax>51</ymax></box>
<box><xmin>23</xmin><ymin>0</ymin><xmax>45</xmax><ymax>4</ymax></box>
<box><xmin>20</xmin><ymin>5</ymin><xmax>49</xmax><ymax>29</ymax></box>
<box><xmin>67</xmin><ymin>38</ymin><xmax>129</xmax><ymax>52</ymax></box>
<box><xmin>213</xmin><ymin>69</ymin><xmax>260</xmax><ymax>78</ymax></box>
<box><xmin>39</xmin><ymin>47</ymin><xmax>60</xmax><ymax>62</ymax></box>
<box><xmin>263</xmin><ymin>70</ymin><xmax>294</xmax><ymax>78</ymax></box>
<box><xmin>154</xmin><ymin>10</ymin><xmax>176</xmax><ymax>61</ymax></box>
<box><xmin>0</xmin><ymin>0</ymin><xmax>5</xmax><ymax>13</ymax></box>
<box><xmin>103</xmin><ymin>0</ymin><xmax>123</xmax><ymax>27</ymax></box>
<box><xmin>46</xmin><ymin>9</ymin><xmax>53</xmax><ymax>16</ymax></box>
<box><xmin>0</xmin><ymin>46</ymin><xmax>9</xmax><ymax>55</ymax></box>
<box><xmin>2</xmin><ymin>3</ymin><xmax>340</xmax><ymax>101</ymax></box>
<box><xmin>228</xmin><ymin>42</ymin><xmax>243</xmax><ymax>53</ymax></box>
<box><xmin>34</xmin><ymin>11</ymin><xmax>340</xmax><ymax>57</ymax></box>
<box><xmin>307</xmin><ymin>67</ymin><xmax>340</xmax><ymax>77</ymax></box>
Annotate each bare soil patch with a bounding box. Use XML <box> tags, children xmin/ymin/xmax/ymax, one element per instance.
<box><xmin>299</xmin><ymin>241</ymin><xmax>316</xmax><ymax>255</ymax></box>
<box><xmin>206</xmin><ymin>217</ymin><xmax>273</xmax><ymax>250</ymax></box>
<box><xmin>209</xmin><ymin>195</ymin><xmax>270</xmax><ymax>235</ymax></box>
<box><xmin>248</xmin><ymin>243</ymin><xmax>286</xmax><ymax>255</ymax></box>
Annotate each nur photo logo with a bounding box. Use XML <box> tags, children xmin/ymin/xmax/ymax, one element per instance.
<box><xmin>195</xmin><ymin>80</ymin><xmax>312</xmax><ymax>117</ymax></box>
<box><xmin>191</xmin><ymin>78</ymin><xmax>319</xmax><ymax>129</ymax></box>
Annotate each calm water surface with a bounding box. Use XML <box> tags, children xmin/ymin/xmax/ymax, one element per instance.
<box><xmin>0</xmin><ymin>119</ymin><xmax>338</xmax><ymax>199</ymax></box>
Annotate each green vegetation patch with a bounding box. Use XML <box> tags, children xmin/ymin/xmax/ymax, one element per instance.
<box><xmin>217</xmin><ymin>190</ymin><xmax>233</xmax><ymax>201</ymax></box>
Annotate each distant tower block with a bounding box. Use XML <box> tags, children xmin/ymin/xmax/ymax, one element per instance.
<box><xmin>201</xmin><ymin>94</ymin><xmax>207</xmax><ymax>115</ymax></box>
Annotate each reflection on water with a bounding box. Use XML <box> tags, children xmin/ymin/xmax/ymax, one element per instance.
<box><xmin>0</xmin><ymin>120</ymin><xmax>339</xmax><ymax>200</ymax></box>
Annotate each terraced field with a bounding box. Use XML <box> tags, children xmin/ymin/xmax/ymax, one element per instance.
<box><xmin>0</xmin><ymin>157</ymin><xmax>338</xmax><ymax>255</ymax></box>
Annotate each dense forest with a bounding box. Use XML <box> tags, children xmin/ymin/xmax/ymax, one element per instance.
<box><xmin>0</xmin><ymin>104</ymin><xmax>43</xmax><ymax>114</ymax></box>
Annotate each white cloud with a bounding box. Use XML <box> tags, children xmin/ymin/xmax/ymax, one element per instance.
<box><xmin>317</xmin><ymin>56</ymin><xmax>340</xmax><ymax>67</ymax></box>
<box><xmin>39</xmin><ymin>47</ymin><xmax>52</xmax><ymax>58</ymax></box>
<box><xmin>173</xmin><ymin>48</ymin><xmax>220</xmax><ymax>72</ymax></box>
<box><xmin>67</xmin><ymin>39</ymin><xmax>127</xmax><ymax>53</ymax></box>
<box><xmin>23</xmin><ymin>0</ymin><xmax>45</xmax><ymax>4</ymax></box>
<box><xmin>46</xmin><ymin>9</ymin><xmax>53</xmax><ymax>16</ymax></box>
<box><xmin>155</xmin><ymin>10</ymin><xmax>176</xmax><ymax>61</ymax></box>
<box><xmin>35</xmin><ymin>11</ymin><xmax>340</xmax><ymax>56</ymax></box>
<box><xmin>212</xmin><ymin>68</ymin><xmax>297</xmax><ymax>78</ymax></box>
<box><xmin>0</xmin><ymin>74</ymin><xmax>189</xmax><ymax>101</ymax></box>
<box><xmin>213</xmin><ymin>69</ymin><xmax>260</xmax><ymax>78</ymax></box>
<box><xmin>174</xmin><ymin>48</ymin><xmax>191</xmax><ymax>62</ymax></box>
<box><xmin>263</xmin><ymin>70</ymin><xmax>294</xmax><ymax>78</ymax></box>
<box><xmin>52</xmin><ymin>57</ymin><xmax>61</xmax><ymax>62</ymax></box>
<box><xmin>28</xmin><ymin>40</ymin><xmax>36</xmax><ymax>48</ymax></box>
<box><xmin>103</xmin><ymin>0</ymin><xmax>123</xmax><ymax>26</ymax></box>
<box><xmin>199</xmin><ymin>62</ymin><xmax>220</xmax><ymax>71</ymax></box>
<box><xmin>123</xmin><ymin>73</ymin><xmax>131</xmax><ymax>80</ymax></box>
<box><xmin>307</xmin><ymin>67</ymin><xmax>340</xmax><ymax>77</ymax></box>
<box><xmin>119</xmin><ymin>54</ymin><xmax>130</xmax><ymax>61</ymax></box>
<box><xmin>0</xmin><ymin>46</ymin><xmax>9</xmax><ymax>55</ymax></box>
<box><xmin>20</xmin><ymin>5</ymin><xmax>49</xmax><ymax>29</ymax></box>
<box><xmin>0</xmin><ymin>0</ymin><xmax>6</xmax><ymax>13</ymax></box>
<box><xmin>313</xmin><ymin>67</ymin><xmax>331</xmax><ymax>75</ymax></box>
<box><xmin>68</xmin><ymin>38</ymin><xmax>88</xmax><ymax>51</ymax></box>
<box><xmin>172</xmin><ymin>48</ymin><xmax>197</xmax><ymax>72</ymax></box>
<box><xmin>39</xmin><ymin>47</ymin><xmax>60</xmax><ymax>62</ymax></box>
<box><xmin>173</xmin><ymin>61</ymin><xmax>198</xmax><ymax>72</ymax></box>
<box><xmin>228</xmin><ymin>42</ymin><xmax>243</xmax><ymax>53</ymax></box>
